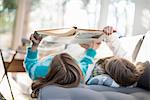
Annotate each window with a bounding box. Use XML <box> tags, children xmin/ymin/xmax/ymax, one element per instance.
<box><xmin>0</xmin><ymin>0</ymin><xmax>17</xmax><ymax>48</ymax></box>
<box><xmin>107</xmin><ymin>0</ymin><xmax>135</xmax><ymax>37</ymax></box>
<box><xmin>28</xmin><ymin>0</ymin><xmax>101</xmax><ymax>33</ymax></box>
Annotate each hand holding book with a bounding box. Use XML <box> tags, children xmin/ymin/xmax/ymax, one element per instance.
<box><xmin>80</xmin><ymin>26</ymin><xmax>116</xmax><ymax>50</ymax></box>
<box><xmin>30</xmin><ymin>26</ymin><xmax>116</xmax><ymax>52</ymax></box>
<box><xmin>34</xmin><ymin>26</ymin><xmax>116</xmax><ymax>45</ymax></box>
<box><xmin>103</xmin><ymin>26</ymin><xmax>116</xmax><ymax>35</ymax></box>
<box><xmin>30</xmin><ymin>32</ymin><xmax>43</xmax><ymax>51</ymax></box>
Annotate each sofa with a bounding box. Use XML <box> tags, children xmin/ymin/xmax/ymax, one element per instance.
<box><xmin>38</xmin><ymin>61</ymin><xmax>150</xmax><ymax>100</ymax></box>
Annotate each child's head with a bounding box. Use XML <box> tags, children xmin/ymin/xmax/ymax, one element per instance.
<box><xmin>96</xmin><ymin>56</ymin><xmax>145</xmax><ymax>86</ymax></box>
<box><xmin>31</xmin><ymin>53</ymin><xmax>83</xmax><ymax>98</ymax></box>
<box><xmin>45</xmin><ymin>53</ymin><xmax>84</xmax><ymax>87</ymax></box>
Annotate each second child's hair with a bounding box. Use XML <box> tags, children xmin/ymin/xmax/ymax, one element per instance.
<box><xmin>96</xmin><ymin>56</ymin><xmax>145</xmax><ymax>86</ymax></box>
<box><xmin>31</xmin><ymin>53</ymin><xmax>84</xmax><ymax>98</ymax></box>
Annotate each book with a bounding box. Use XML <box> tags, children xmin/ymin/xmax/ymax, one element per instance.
<box><xmin>35</xmin><ymin>27</ymin><xmax>111</xmax><ymax>45</ymax></box>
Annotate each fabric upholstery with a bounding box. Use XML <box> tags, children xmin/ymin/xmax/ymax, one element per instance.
<box><xmin>38</xmin><ymin>85</ymin><xmax>150</xmax><ymax>100</ymax></box>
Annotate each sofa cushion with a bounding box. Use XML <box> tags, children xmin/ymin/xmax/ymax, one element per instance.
<box><xmin>38</xmin><ymin>85</ymin><xmax>150</xmax><ymax>100</ymax></box>
<box><xmin>131</xmin><ymin>92</ymin><xmax>150</xmax><ymax>100</ymax></box>
<box><xmin>39</xmin><ymin>86</ymin><xmax>106</xmax><ymax>100</ymax></box>
<box><xmin>87</xmin><ymin>85</ymin><xmax>149</xmax><ymax>94</ymax></box>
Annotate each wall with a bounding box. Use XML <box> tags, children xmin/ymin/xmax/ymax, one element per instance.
<box><xmin>133</xmin><ymin>0</ymin><xmax>150</xmax><ymax>35</ymax></box>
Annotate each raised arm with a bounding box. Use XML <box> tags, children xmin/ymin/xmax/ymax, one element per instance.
<box><xmin>24</xmin><ymin>32</ymin><xmax>51</xmax><ymax>80</ymax></box>
<box><xmin>102</xmin><ymin>26</ymin><xmax>128</xmax><ymax>57</ymax></box>
<box><xmin>79</xmin><ymin>40</ymin><xmax>101</xmax><ymax>78</ymax></box>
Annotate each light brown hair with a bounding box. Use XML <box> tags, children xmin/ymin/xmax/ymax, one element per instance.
<box><xmin>96</xmin><ymin>56</ymin><xmax>145</xmax><ymax>86</ymax></box>
<box><xmin>31</xmin><ymin>53</ymin><xmax>84</xmax><ymax>98</ymax></box>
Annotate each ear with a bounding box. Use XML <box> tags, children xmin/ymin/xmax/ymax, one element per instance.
<box><xmin>136</xmin><ymin>62</ymin><xmax>147</xmax><ymax>75</ymax></box>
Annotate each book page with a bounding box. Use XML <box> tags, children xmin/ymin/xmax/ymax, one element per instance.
<box><xmin>37</xmin><ymin>28</ymin><xmax>105</xmax><ymax>44</ymax></box>
<box><xmin>37</xmin><ymin>28</ymin><xmax>76</xmax><ymax>37</ymax></box>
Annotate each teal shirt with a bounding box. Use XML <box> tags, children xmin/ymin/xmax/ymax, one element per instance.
<box><xmin>24</xmin><ymin>47</ymin><xmax>96</xmax><ymax>80</ymax></box>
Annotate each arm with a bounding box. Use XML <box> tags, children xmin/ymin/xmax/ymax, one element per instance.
<box><xmin>79</xmin><ymin>40</ymin><xmax>100</xmax><ymax>78</ymax></box>
<box><xmin>104</xmin><ymin>33</ymin><xmax>127</xmax><ymax>57</ymax></box>
<box><xmin>24</xmin><ymin>47</ymin><xmax>51</xmax><ymax>80</ymax></box>
<box><xmin>102</xmin><ymin>26</ymin><xmax>128</xmax><ymax>58</ymax></box>
<box><xmin>24</xmin><ymin>32</ymin><xmax>51</xmax><ymax>80</ymax></box>
<box><xmin>79</xmin><ymin>48</ymin><xmax>96</xmax><ymax>78</ymax></box>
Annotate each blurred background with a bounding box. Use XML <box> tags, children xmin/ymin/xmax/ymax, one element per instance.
<box><xmin>0</xmin><ymin>0</ymin><xmax>150</xmax><ymax>49</ymax></box>
<box><xmin>0</xmin><ymin>0</ymin><xmax>150</xmax><ymax>100</ymax></box>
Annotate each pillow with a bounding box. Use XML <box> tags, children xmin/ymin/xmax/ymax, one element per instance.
<box><xmin>137</xmin><ymin>61</ymin><xmax>150</xmax><ymax>90</ymax></box>
<box><xmin>87</xmin><ymin>74</ymin><xmax>119</xmax><ymax>88</ymax></box>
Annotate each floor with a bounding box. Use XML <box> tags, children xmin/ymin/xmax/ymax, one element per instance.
<box><xmin>0</xmin><ymin>73</ymin><xmax>33</xmax><ymax>100</ymax></box>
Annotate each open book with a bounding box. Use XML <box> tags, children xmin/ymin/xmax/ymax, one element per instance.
<box><xmin>35</xmin><ymin>27</ymin><xmax>110</xmax><ymax>44</ymax></box>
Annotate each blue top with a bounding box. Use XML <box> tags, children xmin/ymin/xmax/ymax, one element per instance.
<box><xmin>24</xmin><ymin>47</ymin><xmax>96</xmax><ymax>80</ymax></box>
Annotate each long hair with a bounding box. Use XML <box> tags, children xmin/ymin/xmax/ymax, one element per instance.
<box><xmin>96</xmin><ymin>56</ymin><xmax>145</xmax><ymax>86</ymax></box>
<box><xmin>31</xmin><ymin>53</ymin><xmax>84</xmax><ymax>98</ymax></box>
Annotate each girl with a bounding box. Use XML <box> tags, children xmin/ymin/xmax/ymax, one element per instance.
<box><xmin>87</xmin><ymin>56</ymin><xmax>145</xmax><ymax>87</ymax></box>
<box><xmin>81</xmin><ymin>26</ymin><xmax>146</xmax><ymax>87</ymax></box>
<box><xmin>24</xmin><ymin>32</ymin><xmax>100</xmax><ymax>98</ymax></box>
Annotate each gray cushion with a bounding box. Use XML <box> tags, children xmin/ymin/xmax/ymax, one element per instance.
<box><xmin>87</xmin><ymin>85</ymin><xmax>149</xmax><ymax>94</ymax></box>
<box><xmin>38</xmin><ymin>85</ymin><xmax>150</xmax><ymax>100</ymax></box>
<box><xmin>131</xmin><ymin>92</ymin><xmax>150</xmax><ymax>100</ymax></box>
<box><xmin>39</xmin><ymin>86</ymin><xmax>106</xmax><ymax>100</ymax></box>
<box><xmin>38</xmin><ymin>62</ymin><xmax>150</xmax><ymax>100</ymax></box>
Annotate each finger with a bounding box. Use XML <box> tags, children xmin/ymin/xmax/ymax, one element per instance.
<box><xmin>106</xmin><ymin>26</ymin><xmax>109</xmax><ymax>35</ymax></box>
<box><xmin>109</xmin><ymin>26</ymin><xmax>114</xmax><ymax>35</ymax></box>
<box><xmin>94</xmin><ymin>42</ymin><xmax>99</xmax><ymax>49</ymax></box>
<box><xmin>31</xmin><ymin>37</ymin><xmax>39</xmax><ymax>44</ymax></box>
<box><xmin>95</xmin><ymin>41</ymin><xmax>100</xmax><ymax>49</ymax></box>
<box><xmin>95</xmin><ymin>39</ymin><xmax>101</xmax><ymax>44</ymax></box>
<box><xmin>93</xmin><ymin>40</ymin><xmax>100</xmax><ymax>49</ymax></box>
<box><xmin>104</xmin><ymin>26</ymin><xmax>115</xmax><ymax>35</ymax></box>
<box><xmin>103</xmin><ymin>26</ymin><xmax>110</xmax><ymax>35</ymax></box>
<box><xmin>80</xmin><ymin>44</ymin><xmax>89</xmax><ymax>49</ymax></box>
<box><xmin>107</xmin><ymin>26</ymin><xmax>111</xmax><ymax>35</ymax></box>
<box><xmin>38</xmin><ymin>34</ymin><xmax>43</xmax><ymax>41</ymax></box>
<box><xmin>33</xmin><ymin>32</ymin><xmax>42</xmax><ymax>40</ymax></box>
<box><xmin>103</xmin><ymin>27</ymin><xmax>107</xmax><ymax>34</ymax></box>
<box><xmin>97</xmin><ymin>41</ymin><xmax>101</xmax><ymax>45</ymax></box>
<box><xmin>34</xmin><ymin>31</ymin><xmax>39</xmax><ymax>37</ymax></box>
<box><xmin>30</xmin><ymin>34</ymin><xmax>34</xmax><ymax>40</ymax></box>
<box><xmin>107</xmin><ymin>26</ymin><xmax>112</xmax><ymax>35</ymax></box>
<box><xmin>89</xmin><ymin>41</ymin><xmax>94</xmax><ymax>48</ymax></box>
<box><xmin>31</xmin><ymin>34</ymin><xmax>40</xmax><ymax>43</ymax></box>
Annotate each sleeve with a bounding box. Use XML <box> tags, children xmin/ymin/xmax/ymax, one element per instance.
<box><xmin>79</xmin><ymin>48</ymin><xmax>96</xmax><ymax>78</ymax></box>
<box><xmin>103</xmin><ymin>33</ymin><xmax>129</xmax><ymax>58</ymax></box>
<box><xmin>24</xmin><ymin>47</ymin><xmax>51</xmax><ymax>80</ymax></box>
